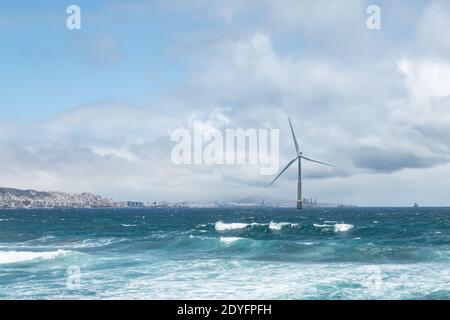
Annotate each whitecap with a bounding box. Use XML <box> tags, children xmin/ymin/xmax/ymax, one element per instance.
<box><xmin>297</xmin><ymin>241</ymin><xmax>315</xmax><ymax>246</ymax></box>
<box><xmin>249</xmin><ymin>222</ymin><xmax>264</xmax><ymax>227</ymax></box>
<box><xmin>36</xmin><ymin>235</ymin><xmax>56</xmax><ymax>241</ymax></box>
<box><xmin>215</xmin><ymin>221</ymin><xmax>248</xmax><ymax>231</ymax></box>
<box><xmin>70</xmin><ymin>238</ymin><xmax>124</xmax><ymax>249</ymax></box>
<box><xmin>313</xmin><ymin>224</ymin><xmax>331</xmax><ymax>228</ymax></box>
<box><xmin>334</xmin><ymin>223</ymin><xmax>354</xmax><ymax>232</ymax></box>
<box><xmin>0</xmin><ymin>249</ymin><xmax>72</xmax><ymax>265</ymax></box>
<box><xmin>219</xmin><ymin>237</ymin><xmax>243</xmax><ymax>244</ymax></box>
<box><xmin>121</xmin><ymin>224</ymin><xmax>137</xmax><ymax>227</ymax></box>
<box><xmin>269</xmin><ymin>222</ymin><xmax>299</xmax><ymax>231</ymax></box>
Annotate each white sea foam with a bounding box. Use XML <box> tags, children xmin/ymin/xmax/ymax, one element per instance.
<box><xmin>334</xmin><ymin>223</ymin><xmax>354</xmax><ymax>232</ymax></box>
<box><xmin>215</xmin><ymin>221</ymin><xmax>248</xmax><ymax>231</ymax></box>
<box><xmin>0</xmin><ymin>238</ymin><xmax>125</xmax><ymax>250</ymax></box>
<box><xmin>35</xmin><ymin>235</ymin><xmax>56</xmax><ymax>241</ymax></box>
<box><xmin>269</xmin><ymin>222</ymin><xmax>299</xmax><ymax>231</ymax></box>
<box><xmin>313</xmin><ymin>224</ymin><xmax>331</xmax><ymax>228</ymax></box>
<box><xmin>42</xmin><ymin>259</ymin><xmax>450</xmax><ymax>300</ymax></box>
<box><xmin>297</xmin><ymin>241</ymin><xmax>315</xmax><ymax>246</ymax></box>
<box><xmin>219</xmin><ymin>237</ymin><xmax>243</xmax><ymax>244</ymax></box>
<box><xmin>62</xmin><ymin>238</ymin><xmax>124</xmax><ymax>249</ymax></box>
<box><xmin>0</xmin><ymin>250</ymin><xmax>71</xmax><ymax>265</ymax></box>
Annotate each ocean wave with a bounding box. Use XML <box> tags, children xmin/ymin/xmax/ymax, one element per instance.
<box><xmin>188</xmin><ymin>235</ymin><xmax>215</xmax><ymax>241</ymax></box>
<box><xmin>35</xmin><ymin>235</ymin><xmax>57</xmax><ymax>241</ymax></box>
<box><xmin>215</xmin><ymin>221</ymin><xmax>249</xmax><ymax>231</ymax></box>
<box><xmin>0</xmin><ymin>237</ymin><xmax>127</xmax><ymax>250</ymax></box>
<box><xmin>69</xmin><ymin>238</ymin><xmax>128</xmax><ymax>249</ymax></box>
<box><xmin>297</xmin><ymin>241</ymin><xmax>315</xmax><ymax>246</ymax></box>
<box><xmin>313</xmin><ymin>223</ymin><xmax>354</xmax><ymax>233</ymax></box>
<box><xmin>220</xmin><ymin>237</ymin><xmax>243</xmax><ymax>244</ymax></box>
<box><xmin>334</xmin><ymin>224</ymin><xmax>354</xmax><ymax>232</ymax></box>
<box><xmin>269</xmin><ymin>222</ymin><xmax>299</xmax><ymax>231</ymax></box>
<box><xmin>313</xmin><ymin>224</ymin><xmax>332</xmax><ymax>228</ymax></box>
<box><xmin>119</xmin><ymin>260</ymin><xmax>450</xmax><ymax>300</ymax></box>
<box><xmin>215</xmin><ymin>221</ymin><xmax>300</xmax><ymax>232</ymax></box>
<box><xmin>0</xmin><ymin>249</ymin><xmax>72</xmax><ymax>265</ymax></box>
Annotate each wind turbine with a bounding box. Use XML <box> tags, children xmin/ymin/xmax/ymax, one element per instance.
<box><xmin>270</xmin><ymin>118</ymin><xmax>335</xmax><ymax>209</ymax></box>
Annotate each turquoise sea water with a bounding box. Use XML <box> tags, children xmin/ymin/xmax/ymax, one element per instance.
<box><xmin>0</xmin><ymin>207</ymin><xmax>449</xmax><ymax>299</ymax></box>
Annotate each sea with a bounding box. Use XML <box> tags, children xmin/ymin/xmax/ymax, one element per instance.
<box><xmin>0</xmin><ymin>207</ymin><xmax>449</xmax><ymax>300</ymax></box>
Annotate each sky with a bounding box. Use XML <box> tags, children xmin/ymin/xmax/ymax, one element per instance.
<box><xmin>1</xmin><ymin>0</ymin><xmax>450</xmax><ymax>206</ymax></box>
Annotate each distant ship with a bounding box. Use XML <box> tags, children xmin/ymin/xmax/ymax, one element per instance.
<box><xmin>413</xmin><ymin>202</ymin><xmax>419</xmax><ymax>208</ymax></box>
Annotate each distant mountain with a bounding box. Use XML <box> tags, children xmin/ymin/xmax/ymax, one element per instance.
<box><xmin>0</xmin><ymin>187</ymin><xmax>51</xmax><ymax>199</ymax></box>
<box><xmin>232</xmin><ymin>194</ymin><xmax>354</xmax><ymax>208</ymax></box>
<box><xmin>0</xmin><ymin>187</ymin><xmax>121</xmax><ymax>209</ymax></box>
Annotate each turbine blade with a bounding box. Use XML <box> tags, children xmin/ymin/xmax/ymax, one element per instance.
<box><xmin>301</xmin><ymin>156</ymin><xmax>335</xmax><ymax>167</ymax></box>
<box><xmin>269</xmin><ymin>157</ymin><xmax>298</xmax><ymax>186</ymax></box>
<box><xmin>288</xmin><ymin>117</ymin><xmax>299</xmax><ymax>154</ymax></box>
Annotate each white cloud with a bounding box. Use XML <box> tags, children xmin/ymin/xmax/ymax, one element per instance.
<box><xmin>399</xmin><ymin>59</ymin><xmax>450</xmax><ymax>100</ymax></box>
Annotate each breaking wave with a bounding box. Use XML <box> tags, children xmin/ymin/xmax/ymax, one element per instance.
<box><xmin>313</xmin><ymin>224</ymin><xmax>332</xmax><ymax>228</ymax></box>
<box><xmin>220</xmin><ymin>237</ymin><xmax>243</xmax><ymax>244</ymax></box>
<box><xmin>334</xmin><ymin>224</ymin><xmax>354</xmax><ymax>232</ymax></box>
<box><xmin>313</xmin><ymin>223</ymin><xmax>355</xmax><ymax>232</ymax></box>
<box><xmin>0</xmin><ymin>249</ymin><xmax>73</xmax><ymax>265</ymax></box>
<box><xmin>215</xmin><ymin>221</ymin><xmax>249</xmax><ymax>231</ymax></box>
<box><xmin>269</xmin><ymin>222</ymin><xmax>299</xmax><ymax>230</ymax></box>
<box><xmin>215</xmin><ymin>221</ymin><xmax>299</xmax><ymax>232</ymax></box>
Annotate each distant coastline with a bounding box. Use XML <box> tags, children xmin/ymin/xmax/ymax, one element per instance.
<box><xmin>0</xmin><ymin>187</ymin><xmax>354</xmax><ymax>210</ymax></box>
<box><xmin>0</xmin><ymin>187</ymin><xmax>194</xmax><ymax>209</ymax></box>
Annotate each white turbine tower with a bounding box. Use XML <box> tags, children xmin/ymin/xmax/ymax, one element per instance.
<box><xmin>270</xmin><ymin>118</ymin><xmax>335</xmax><ymax>209</ymax></box>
